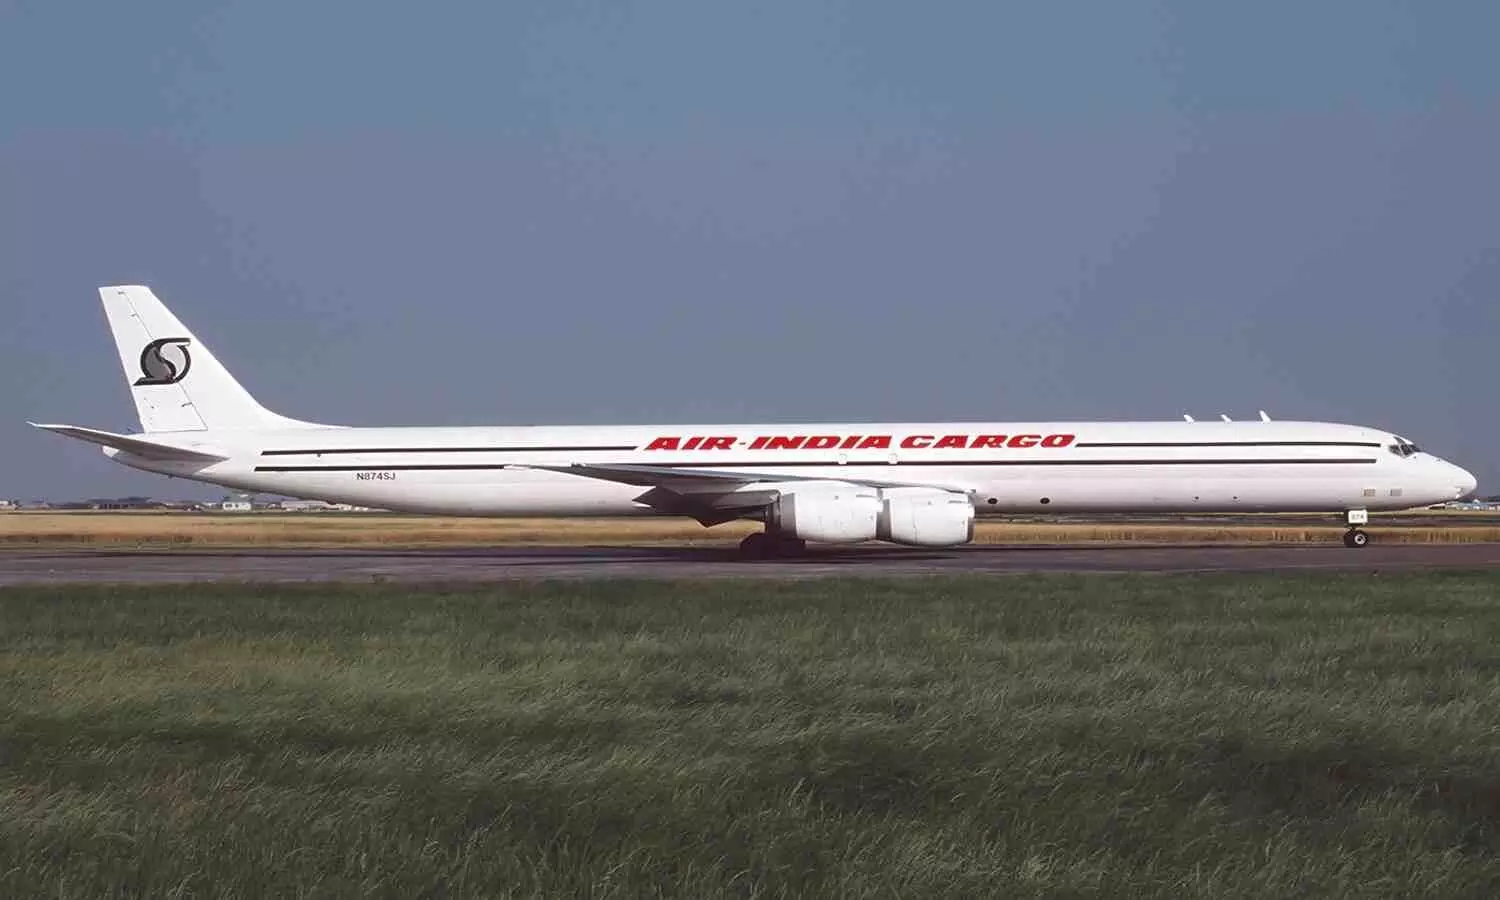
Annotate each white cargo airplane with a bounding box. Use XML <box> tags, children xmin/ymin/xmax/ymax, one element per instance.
<box><xmin>34</xmin><ymin>286</ymin><xmax>1477</xmax><ymax>555</ymax></box>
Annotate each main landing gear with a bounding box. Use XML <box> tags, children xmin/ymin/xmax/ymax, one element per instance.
<box><xmin>738</xmin><ymin>531</ymin><xmax>807</xmax><ymax>560</ymax></box>
<box><xmin>1343</xmin><ymin>508</ymin><xmax>1370</xmax><ymax>549</ymax></box>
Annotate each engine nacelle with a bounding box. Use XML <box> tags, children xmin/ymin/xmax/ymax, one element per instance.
<box><xmin>876</xmin><ymin>487</ymin><xmax>975</xmax><ymax>547</ymax></box>
<box><xmin>767</xmin><ymin>482</ymin><xmax>881</xmax><ymax>543</ymax></box>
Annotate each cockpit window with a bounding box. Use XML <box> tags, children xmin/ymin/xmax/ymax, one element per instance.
<box><xmin>1387</xmin><ymin>440</ymin><xmax>1422</xmax><ymax>458</ymax></box>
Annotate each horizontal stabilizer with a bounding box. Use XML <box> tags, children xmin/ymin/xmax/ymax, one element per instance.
<box><xmin>29</xmin><ymin>423</ymin><xmax>228</xmax><ymax>463</ymax></box>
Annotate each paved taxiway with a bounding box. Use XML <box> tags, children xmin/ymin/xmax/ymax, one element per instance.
<box><xmin>2</xmin><ymin>543</ymin><xmax>1498</xmax><ymax>585</ymax></box>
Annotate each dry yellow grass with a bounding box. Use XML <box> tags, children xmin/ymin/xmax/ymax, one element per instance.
<box><xmin>1</xmin><ymin>511</ymin><xmax>1497</xmax><ymax>547</ymax></box>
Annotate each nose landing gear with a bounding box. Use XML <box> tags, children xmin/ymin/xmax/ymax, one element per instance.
<box><xmin>1343</xmin><ymin>508</ymin><xmax>1370</xmax><ymax>549</ymax></box>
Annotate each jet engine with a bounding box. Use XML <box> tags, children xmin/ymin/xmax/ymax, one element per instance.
<box><xmin>764</xmin><ymin>482</ymin><xmax>974</xmax><ymax>546</ymax></box>
<box><xmin>766</xmin><ymin>482</ymin><xmax>882</xmax><ymax>543</ymax></box>
<box><xmin>875</xmin><ymin>487</ymin><xmax>975</xmax><ymax>546</ymax></box>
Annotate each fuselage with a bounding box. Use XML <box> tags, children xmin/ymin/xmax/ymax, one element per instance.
<box><xmin>109</xmin><ymin>419</ymin><xmax>1477</xmax><ymax>517</ymax></box>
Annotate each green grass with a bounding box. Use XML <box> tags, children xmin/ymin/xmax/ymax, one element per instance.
<box><xmin>3</xmin><ymin>574</ymin><xmax>1500</xmax><ymax>898</ymax></box>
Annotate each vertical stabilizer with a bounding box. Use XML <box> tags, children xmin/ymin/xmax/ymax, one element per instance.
<box><xmin>99</xmin><ymin>285</ymin><xmax>319</xmax><ymax>433</ymax></box>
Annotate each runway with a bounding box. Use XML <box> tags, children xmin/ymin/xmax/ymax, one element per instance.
<box><xmin>2</xmin><ymin>543</ymin><xmax>1498</xmax><ymax>585</ymax></box>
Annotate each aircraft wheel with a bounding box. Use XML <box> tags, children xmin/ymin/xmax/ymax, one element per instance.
<box><xmin>738</xmin><ymin>532</ymin><xmax>806</xmax><ymax>559</ymax></box>
<box><xmin>775</xmin><ymin>536</ymin><xmax>807</xmax><ymax>557</ymax></box>
<box><xmin>1343</xmin><ymin>529</ymin><xmax>1369</xmax><ymax>549</ymax></box>
<box><xmin>738</xmin><ymin>532</ymin><xmax>771</xmax><ymax>559</ymax></box>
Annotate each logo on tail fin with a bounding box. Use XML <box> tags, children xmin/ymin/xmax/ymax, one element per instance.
<box><xmin>134</xmin><ymin>337</ymin><xmax>193</xmax><ymax>386</ymax></box>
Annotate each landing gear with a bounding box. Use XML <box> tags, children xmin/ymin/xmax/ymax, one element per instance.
<box><xmin>737</xmin><ymin>531</ymin><xmax>807</xmax><ymax>560</ymax></box>
<box><xmin>738</xmin><ymin>532</ymin><xmax>770</xmax><ymax>559</ymax></box>
<box><xmin>1342</xmin><ymin>508</ymin><xmax>1370</xmax><ymax>549</ymax></box>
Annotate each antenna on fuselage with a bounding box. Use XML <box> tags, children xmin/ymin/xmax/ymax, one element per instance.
<box><xmin>1259</xmin><ymin>410</ymin><xmax>1272</xmax><ymax>422</ymax></box>
<box><xmin>1220</xmin><ymin>414</ymin><xmax>1232</xmax><ymax>422</ymax></box>
<box><xmin>1183</xmin><ymin>414</ymin><xmax>1195</xmax><ymax>422</ymax></box>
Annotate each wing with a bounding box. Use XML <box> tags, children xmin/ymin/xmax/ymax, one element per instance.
<box><xmin>515</xmin><ymin>462</ymin><xmax>957</xmax><ymax>526</ymax></box>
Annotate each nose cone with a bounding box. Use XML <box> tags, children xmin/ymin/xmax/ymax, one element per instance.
<box><xmin>1455</xmin><ymin>465</ymin><xmax>1479</xmax><ymax>500</ymax></box>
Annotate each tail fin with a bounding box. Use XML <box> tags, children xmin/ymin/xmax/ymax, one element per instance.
<box><xmin>99</xmin><ymin>285</ymin><xmax>321</xmax><ymax>433</ymax></box>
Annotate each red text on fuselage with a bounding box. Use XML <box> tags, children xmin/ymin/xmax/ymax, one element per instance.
<box><xmin>641</xmin><ymin>434</ymin><xmax>1077</xmax><ymax>451</ymax></box>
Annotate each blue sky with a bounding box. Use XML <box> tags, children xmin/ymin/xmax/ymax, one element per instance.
<box><xmin>2</xmin><ymin>0</ymin><xmax>1497</xmax><ymax>499</ymax></box>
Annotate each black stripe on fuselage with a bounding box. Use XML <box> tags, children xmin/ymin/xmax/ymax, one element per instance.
<box><xmin>253</xmin><ymin>457</ymin><xmax>1379</xmax><ymax>473</ymax></box>
<box><xmin>257</xmin><ymin>463</ymin><xmax>517</xmax><ymax>471</ymax></box>
<box><xmin>260</xmin><ymin>445</ymin><xmax>638</xmax><ymax>456</ymax></box>
<box><xmin>1075</xmin><ymin>440</ymin><xmax>1384</xmax><ymax>449</ymax></box>
<box><xmin>260</xmin><ymin>440</ymin><xmax>1383</xmax><ymax>456</ymax></box>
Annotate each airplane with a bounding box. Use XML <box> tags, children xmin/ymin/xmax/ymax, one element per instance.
<box><xmin>33</xmin><ymin>285</ymin><xmax>1478</xmax><ymax>556</ymax></box>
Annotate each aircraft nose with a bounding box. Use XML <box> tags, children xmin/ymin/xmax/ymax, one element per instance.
<box><xmin>1454</xmin><ymin>464</ymin><xmax>1478</xmax><ymax>500</ymax></box>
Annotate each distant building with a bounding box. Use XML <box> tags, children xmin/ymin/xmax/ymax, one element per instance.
<box><xmin>86</xmin><ymin>496</ymin><xmax>160</xmax><ymax>510</ymax></box>
<box><xmin>273</xmin><ymin>498</ymin><xmax>381</xmax><ymax>512</ymax></box>
<box><xmin>0</xmin><ymin>500</ymin><xmax>17</xmax><ymax>511</ymax></box>
<box><xmin>1433</xmin><ymin>499</ymin><xmax>1500</xmax><ymax>511</ymax></box>
<box><xmin>220</xmin><ymin>492</ymin><xmax>254</xmax><ymax>513</ymax></box>
<box><xmin>278</xmin><ymin>499</ymin><xmax>337</xmax><ymax>512</ymax></box>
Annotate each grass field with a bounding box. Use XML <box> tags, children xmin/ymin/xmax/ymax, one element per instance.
<box><xmin>4</xmin><ymin>574</ymin><xmax>1500</xmax><ymax>897</ymax></box>
<box><xmin>4</xmin><ymin>510</ymin><xmax>1500</xmax><ymax>547</ymax></box>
